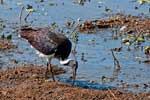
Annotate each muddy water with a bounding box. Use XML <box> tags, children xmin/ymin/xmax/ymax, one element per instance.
<box><xmin>0</xmin><ymin>0</ymin><xmax>150</xmax><ymax>92</ymax></box>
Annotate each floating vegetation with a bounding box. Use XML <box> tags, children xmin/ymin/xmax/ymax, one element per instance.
<box><xmin>143</xmin><ymin>46</ymin><xmax>150</xmax><ymax>63</ymax></box>
<box><xmin>50</xmin><ymin>22</ymin><xmax>58</xmax><ymax>31</ymax></box>
<box><xmin>26</xmin><ymin>4</ymin><xmax>35</xmax><ymax>12</ymax></box>
<box><xmin>132</xmin><ymin>0</ymin><xmax>150</xmax><ymax>5</ymax></box>
<box><xmin>78</xmin><ymin>14</ymin><xmax>150</xmax><ymax>35</ymax></box>
<box><xmin>105</xmin><ymin>7</ymin><xmax>112</xmax><ymax>12</ymax></box>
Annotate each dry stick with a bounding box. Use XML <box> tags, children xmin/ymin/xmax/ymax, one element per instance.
<box><xmin>19</xmin><ymin>6</ymin><xmax>24</xmax><ymax>27</ymax></box>
<box><xmin>111</xmin><ymin>49</ymin><xmax>121</xmax><ymax>70</ymax></box>
<box><xmin>0</xmin><ymin>0</ymin><xmax>3</xmax><ymax>4</ymax></box>
<box><xmin>129</xmin><ymin>27</ymin><xmax>142</xmax><ymax>47</ymax></box>
<box><xmin>24</xmin><ymin>11</ymin><xmax>31</xmax><ymax>22</ymax></box>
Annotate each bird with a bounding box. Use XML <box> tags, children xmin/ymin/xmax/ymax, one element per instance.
<box><xmin>18</xmin><ymin>26</ymin><xmax>78</xmax><ymax>83</ymax></box>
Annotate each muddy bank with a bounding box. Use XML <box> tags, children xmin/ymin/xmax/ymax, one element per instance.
<box><xmin>0</xmin><ymin>66</ymin><xmax>150</xmax><ymax>100</ymax></box>
<box><xmin>78</xmin><ymin>14</ymin><xmax>150</xmax><ymax>36</ymax></box>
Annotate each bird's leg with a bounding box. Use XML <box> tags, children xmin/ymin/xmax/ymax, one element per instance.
<box><xmin>72</xmin><ymin>67</ymin><xmax>76</xmax><ymax>85</ymax></box>
<box><xmin>49</xmin><ymin>63</ymin><xmax>55</xmax><ymax>81</ymax></box>
<box><xmin>45</xmin><ymin>62</ymin><xmax>49</xmax><ymax>79</ymax></box>
<box><xmin>45</xmin><ymin>59</ymin><xmax>55</xmax><ymax>81</ymax></box>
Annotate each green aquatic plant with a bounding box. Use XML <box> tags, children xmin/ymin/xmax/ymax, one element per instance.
<box><xmin>1</xmin><ymin>33</ymin><xmax>5</xmax><ymax>39</ymax></box>
<box><xmin>7</xmin><ymin>34</ymin><xmax>12</xmax><ymax>40</ymax></box>
<box><xmin>50</xmin><ymin>22</ymin><xmax>58</xmax><ymax>31</ymax></box>
<box><xmin>134</xmin><ymin>35</ymin><xmax>145</xmax><ymax>45</ymax></box>
<box><xmin>72</xmin><ymin>31</ymin><xmax>79</xmax><ymax>43</ymax></box>
<box><xmin>105</xmin><ymin>7</ymin><xmax>112</xmax><ymax>12</ymax></box>
<box><xmin>132</xmin><ymin>0</ymin><xmax>150</xmax><ymax>4</ymax></box>
<box><xmin>101</xmin><ymin>75</ymin><xmax>107</xmax><ymax>84</ymax></box>
<box><xmin>138</xmin><ymin>0</ymin><xmax>150</xmax><ymax>4</ymax></box>
<box><xmin>26</xmin><ymin>4</ymin><xmax>35</xmax><ymax>12</ymax></box>
<box><xmin>1</xmin><ymin>34</ymin><xmax>12</xmax><ymax>40</ymax></box>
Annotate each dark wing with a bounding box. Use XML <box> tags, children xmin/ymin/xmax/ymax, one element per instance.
<box><xmin>27</xmin><ymin>28</ymin><xmax>58</xmax><ymax>55</ymax></box>
<box><xmin>20</xmin><ymin>27</ymin><xmax>72</xmax><ymax>59</ymax></box>
<box><xmin>47</xmin><ymin>31</ymin><xmax>72</xmax><ymax>60</ymax></box>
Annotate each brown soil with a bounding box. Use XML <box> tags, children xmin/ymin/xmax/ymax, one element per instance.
<box><xmin>78</xmin><ymin>13</ymin><xmax>150</xmax><ymax>37</ymax></box>
<box><xmin>0</xmin><ymin>65</ymin><xmax>150</xmax><ymax>100</ymax></box>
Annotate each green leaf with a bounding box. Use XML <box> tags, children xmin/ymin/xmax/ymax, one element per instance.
<box><xmin>101</xmin><ymin>75</ymin><xmax>107</xmax><ymax>83</ymax></box>
<box><xmin>105</xmin><ymin>7</ymin><xmax>112</xmax><ymax>12</ymax></box>
<box><xmin>136</xmin><ymin>37</ymin><xmax>145</xmax><ymax>42</ymax></box>
<box><xmin>72</xmin><ymin>31</ymin><xmax>79</xmax><ymax>43</ymax></box>
<box><xmin>125</xmin><ymin>42</ymin><xmax>131</xmax><ymax>46</ymax></box>
<box><xmin>50</xmin><ymin>22</ymin><xmax>58</xmax><ymax>31</ymax></box>
<box><xmin>137</xmin><ymin>0</ymin><xmax>150</xmax><ymax>4</ymax></box>
<box><xmin>7</xmin><ymin>34</ymin><xmax>12</xmax><ymax>40</ymax></box>
<box><xmin>16</xmin><ymin>2</ymin><xmax>23</xmax><ymax>6</ymax></box>
<box><xmin>1</xmin><ymin>34</ymin><xmax>5</xmax><ymax>39</ymax></box>
<box><xmin>26</xmin><ymin>4</ymin><xmax>35</xmax><ymax>12</ymax></box>
<box><xmin>144</xmin><ymin>46</ymin><xmax>150</xmax><ymax>51</ymax></box>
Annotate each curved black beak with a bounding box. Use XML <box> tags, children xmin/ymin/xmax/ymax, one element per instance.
<box><xmin>60</xmin><ymin>59</ymin><xmax>78</xmax><ymax>85</ymax></box>
<box><xmin>72</xmin><ymin>61</ymin><xmax>78</xmax><ymax>85</ymax></box>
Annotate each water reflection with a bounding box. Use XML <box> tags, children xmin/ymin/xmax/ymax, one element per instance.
<box><xmin>58</xmin><ymin>77</ymin><xmax>114</xmax><ymax>90</ymax></box>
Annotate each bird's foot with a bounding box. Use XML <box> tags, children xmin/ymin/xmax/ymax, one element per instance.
<box><xmin>45</xmin><ymin>64</ymin><xmax>56</xmax><ymax>82</ymax></box>
<box><xmin>69</xmin><ymin>76</ymin><xmax>76</xmax><ymax>86</ymax></box>
<box><xmin>45</xmin><ymin>70</ymin><xmax>56</xmax><ymax>82</ymax></box>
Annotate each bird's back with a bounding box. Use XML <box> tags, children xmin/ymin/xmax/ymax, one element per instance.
<box><xmin>19</xmin><ymin>27</ymin><xmax>72</xmax><ymax>60</ymax></box>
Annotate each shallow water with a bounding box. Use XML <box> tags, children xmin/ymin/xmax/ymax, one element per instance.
<box><xmin>0</xmin><ymin>0</ymin><xmax>150</xmax><ymax>92</ymax></box>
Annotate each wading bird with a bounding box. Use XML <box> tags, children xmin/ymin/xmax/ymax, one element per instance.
<box><xmin>18</xmin><ymin>7</ymin><xmax>78</xmax><ymax>84</ymax></box>
<box><xmin>19</xmin><ymin>27</ymin><xmax>78</xmax><ymax>83</ymax></box>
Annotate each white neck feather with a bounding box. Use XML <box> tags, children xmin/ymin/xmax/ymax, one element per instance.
<box><xmin>60</xmin><ymin>59</ymin><xmax>72</xmax><ymax>65</ymax></box>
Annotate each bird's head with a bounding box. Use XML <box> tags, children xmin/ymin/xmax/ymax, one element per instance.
<box><xmin>18</xmin><ymin>26</ymin><xmax>34</xmax><ymax>39</ymax></box>
<box><xmin>60</xmin><ymin>59</ymin><xmax>78</xmax><ymax>83</ymax></box>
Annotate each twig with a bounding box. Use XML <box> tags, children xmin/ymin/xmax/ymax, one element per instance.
<box><xmin>129</xmin><ymin>27</ymin><xmax>142</xmax><ymax>47</ymax></box>
<box><xmin>19</xmin><ymin>6</ymin><xmax>24</xmax><ymax>27</ymax></box>
<box><xmin>111</xmin><ymin>49</ymin><xmax>121</xmax><ymax>70</ymax></box>
<box><xmin>0</xmin><ymin>0</ymin><xmax>3</xmax><ymax>4</ymax></box>
<box><xmin>24</xmin><ymin>11</ymin><xmax>31</xmax><ymax>22</ymax></box>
